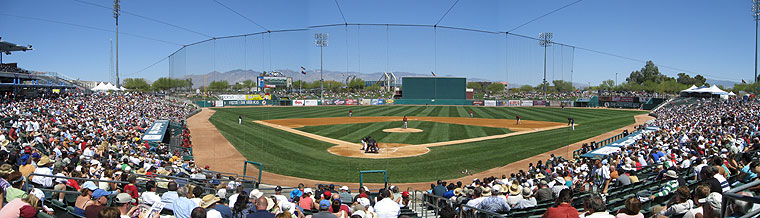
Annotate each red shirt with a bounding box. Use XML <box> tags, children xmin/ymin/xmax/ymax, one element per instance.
<box><xmin>403</xmin><ymin>117</ymin><xmax>407</xmax><ymax>122</ymax></box>
<box><xmin>542</xmin><ymin>203</ymin><xmax>579</xmax><ymax>218</ymax></box>
<box><xmin>124</xmin><ymin>184</ymin><xmax>139</xmax><ymax>205</ymax></box>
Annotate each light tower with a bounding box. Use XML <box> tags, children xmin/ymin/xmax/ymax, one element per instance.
<box><xmin>539</xmin><ymin>32</ymin><xmax>553</xmax><ymax>101</ymax></box>
<box><xmin>315</xmin><ymin>33</ymin><xmax>328</xmax><ymax>102</ymax></box>
<box><xmin>753</xmin><ymin>0</ymin><xmax>760</xmax><ymax>83</ymax></box>
<box><xmin>114</xmin><ymin>0</ymin><xmax>120</xmax><ymax>88</ymax></box>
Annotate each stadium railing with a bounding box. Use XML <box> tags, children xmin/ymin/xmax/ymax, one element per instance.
<box><xmin>721</xmin><ymin>179</ymin><xmax>760</xmax><ymax>218</ymax></box>
<box><xmin>421</xmin><ymin>193</ymin><xmax>453</xmax><ymax>218</ymax></box>
<box><xmin>572</xmin><ymin>131</ymin><xmax>627</xmax><ymax>158</ymax></box>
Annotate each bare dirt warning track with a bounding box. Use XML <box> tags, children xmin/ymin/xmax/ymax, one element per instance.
<box><xmin>189</xmin><ymin>108</ymin><xmax>654</xmax><ymax>190</ymax></box>
<box><xmin>254</xmin><ymin>116</ymin><xmax>567</xmax><ymax>159</ymax></box>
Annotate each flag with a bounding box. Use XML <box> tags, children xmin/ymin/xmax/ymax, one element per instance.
<box><xmin>431</xmin><ymin>71</ymin><xmax>436</xmax><ymax>77</ymax></box>
<box><xmin>301</xmin><ymin>66</ymin><xmax>307</xmax><ymax>74</ymax></box>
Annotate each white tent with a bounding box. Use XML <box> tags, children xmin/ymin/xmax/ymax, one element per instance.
<box><xmin>91</xmin><ymin>82</ymin><xmax>122</xmax><ymax>91</ymax></box>
<box><xmin>728</xmin><ymin>91</ymin><xmax>736</xmax><ymax>96</ymax></box>
<box><xmin>680</xmin><ymin>85</ymin><xmax>729</xmax><ymax>97</ymax></box>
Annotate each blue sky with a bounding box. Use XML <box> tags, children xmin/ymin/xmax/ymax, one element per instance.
<box><xmin>0</xmin><ymin>0</ymin><xmax>755</xmax><ymax>86</ymax></box>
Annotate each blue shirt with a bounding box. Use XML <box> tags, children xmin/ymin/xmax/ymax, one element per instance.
<box><xmin>246</xmin><ymin>209</ymin><xmax>276</xmax><ymax>218</ymax></box>
<box><xmin>741</xmin><ymin>165</ymin><xmax>758</xmax><ymax>182</ymax></box>
<box><xmin>161</xmin><ymin>191</ymin><xmax>179</xmax><ymax>211</ymax></box>
<box><xmin>215</xmin><ymin>204</ymin><xmax>233</xmax><ymax>218</ymax></box>
<box><xmin>290</xmin><ymin>189</ymin><xmax>303</xmax><ymax>199</ymax></box>
<box><xmin>172</xmin><ymin>197</ymin><xmax>197</xmax><ymax>218</ymax></box>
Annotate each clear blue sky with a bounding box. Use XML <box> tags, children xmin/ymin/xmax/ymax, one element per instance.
<box><xmin>0</xmin><ymin>0</ymin><xmax>755</xmax><ymax>86</ymax></box>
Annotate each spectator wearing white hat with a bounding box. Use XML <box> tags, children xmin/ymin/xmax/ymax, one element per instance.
<box><xmin>701</xmin><ymin>193</ymin><xmax>722</xmax><ymax>218</ymax></box>
<box><xmin>649</xmin><ymin>170</ymin><xmax>679</xmax><ymax>200</ymax></box>
<box><xmin>338</xmin><ymin>186</ymin><xmax>352</xmax><ymax>204</ymax></box>
<box><xmin>513</xmin><ymin>187</ymin><xmax>537</xmax><ymax>209</ymax></box>
<box><xmin>299</xmin><ymin>188</ymin><xmax>317</xmax><ymax>211</ymax></box>
<box><xmin>114</xmin><ymin>193</ymin><xmax>137</xmax><ymax>218</ymax></box>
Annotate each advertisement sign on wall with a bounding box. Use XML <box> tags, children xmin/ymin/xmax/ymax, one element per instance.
<box><xmin>345</xmin><ymin>99</ymin><xmax>357</xmax><ymax>105</ymax></box>
<box><xmin>472</xmin><ymin>100</ymin><xmax>484</xmax><ymax>106</ymax></box>
<box><xmin>621</xmin><ymin>97</ymin><xmax>634</xmax><ymax>102</ymax></box>
<box><xmin>385</xmin><ymin>99</ymin><xmax>395</xmax><ymax>104</ymax></box>
<box><xmin>533</xmin><ymin>100</ymin><xmax>546</xmax><ymax>106</ymax></box>
<box><xmin>304</xmin><ymin>100</ymin><xmax>319</xmax><ymax>106</ymax></box>
<box><xmin>293</xmin><ymin>100</ymin><xmax>305</xmax><ymax>106</ymax></box>
<box><xmin>142</xmin><ymin>120</ymin><xmax>169</xmax><ymax>142</ymax></box>
<box><xmin>509</xmin><ymin>100</ymin><xmax>521</xmax><ymax>106</ymax></box>
<box><xmin>521</xmin><ymin>100</ymin><xmax>533</xmax><ymax>106</ymax></box>
<box><xmin>484</xmin><ymin>100</ymin><xmax>497</xmax><ymax>106</ymax></box>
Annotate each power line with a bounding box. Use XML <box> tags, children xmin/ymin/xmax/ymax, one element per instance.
<box><xmin>508</xmin><ymin>0</ymin><xmax>585</xmax><ymax>32</ymax></box>
<box><xmin>71</xmin><ymin>0</ymin><xmax>214</xmax><ymax>38</ymax></box>
<box><xmin>435</xmin><ymin>0</ymin><xmax>462</xmax><ymax>26</ymax></box>
<box><xmin>334</xmin><ymin>0</ymin><xmax>348</xmax><ymax>24</ymax></box>
<box><xmin>0</xmin><ymin>13</ymin><xmax>183</xmax><ymax>45</ymax></box>
<box><xmin>212</xmin><ymin>0</ymin><xmax>268</xmax><ymax>31</ymax></box>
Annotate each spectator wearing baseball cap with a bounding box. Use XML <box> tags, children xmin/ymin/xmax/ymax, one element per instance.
<box><xmin>272</xmin><ymin>186</ymin><xmax>288</xmax><ymax>205</ymax></box>
<box><xmin>0</xmin><ymin>188</ymin><xmax>51</xmax><ymax>218</ymax></box>
<box><xmin>299</xmin><ymin>188</ymin><xmax>317</xmax><ymax>211</ymax></box>
<box><xmin>338</xmin><ymin>186</ymin><xmax>352</xmax><ymax>204</ymax></box>
<box><xmin>114</xmin><ymin>193</ymin><xmax>136</xmax><ymax>217</ymax></box>
<box><xmin>312</xmin><ymin>199</ymin><xmax>338</xmax><ymax>218</ymax></box>
<box><xmin>85</xmin><ymin>189</ymin><xmax>113</xmax><ymax>218</ymax></box>
<box><xmin>700</xmin><ymin>193</ymin><xmax>722</xmax><ymax>218</ymax></box>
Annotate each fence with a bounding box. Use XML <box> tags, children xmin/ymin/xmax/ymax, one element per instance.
<box><xmin>721</xmin><ymin>179</ymin><xmax>760</xmax><ymax>218</ymax></box>
<box><xmin>572</xmin><ymin>131</ymin><xmax>627</xmax><ymax>159</ymax></box>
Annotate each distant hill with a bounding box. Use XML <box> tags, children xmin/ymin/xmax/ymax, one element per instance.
<box><xmin>181</xmin><ymin>69</ymin><xmax>493</xmax><ymax>88</ymax></box>
<box><xmin>706</xmin><ymin>79</ymin><xmax>739</xmax><ymax>88</ymax></box>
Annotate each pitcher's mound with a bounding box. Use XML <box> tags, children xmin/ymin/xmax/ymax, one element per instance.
<box><xmin>383</xmin><ymin>128</ymin><xmax>424</xmax><ymax>133</ymax></box>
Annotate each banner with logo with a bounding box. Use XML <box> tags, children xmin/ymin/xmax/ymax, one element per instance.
<box><xmin>345</xmin><ymin>99</ymin><xmax>357</xmax><ymax>105</ymax></box>
<box><xmin>215</xmin><ymin>100</ymin><xmax>224</xmax><ymax>107</ymax></box>
<box><xmin>521</xmin><ymin>100</ymin><xmax>533</xmax><ymax>106</ymax></box>
<box><xmin>496</xmin><ymin>100</ymin><xmax>506</xmax><ymax>106</ymax></box>
<box><xmin>509</xmin><ymin>100</ymin><xmax>521</xmax><ymax>106</ymax></box>
<box><xmin>484</xmin><ymin>100</ymin><xmax>497</xmax><ymax>106</ymax></box>
<box><xmin>223</xmin><ymin>100</ymin><xmax>270</xmax><ymax>106</ymax></box>
<box><xmin>385</xmin><ymin>99</ymin><xmax>395</xmax><ymax>104</ymax></box>
<box><xmin>304</xmin><ymin>100</ymin><xmax>319</xmax><ymax>106</ymax></box>
<box><xmin>621</xmin><ymin>97</ymin><xmax>634</xmax><ymax>102</ymax></box>
<box><xmin>142</xmin><ymin>120</ymin><xmax>169</xmax><ymax>142</ymax></box>
<box><xmin>472</xmin><ymin>100</ymin><xmax>484</xmax><ymax>106</ymax></box>
<box><xmin>293</xmin><ymin>100</ymin><xmax>305</xmax><ymax>106</ymax></box>
<box><xmin>361</xmin><ymin>99</ymin><xmax>372</xmax><ymax>105</ymax></box>
<box><xmin>532</xmin><ymin>100</ymin><xmax>546</xmax><ymax>106</ymax></box>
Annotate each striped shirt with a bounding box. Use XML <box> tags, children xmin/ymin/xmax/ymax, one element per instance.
<box><xmin>654</xmin><ymin>180</ymin><xmax>679</xmax><ymax>197</ymax></box>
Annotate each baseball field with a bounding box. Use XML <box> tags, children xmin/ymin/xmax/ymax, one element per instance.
<box><xmin>203</xmin><ymin>105</ymin><xmax>647</xmax><ymax>183</ymax></box>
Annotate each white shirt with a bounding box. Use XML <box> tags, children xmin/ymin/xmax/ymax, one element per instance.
<box><xmin>31</xmin><ymin>167</ymin><xmax>54</xmax><ymax>187</ymax></box>
<box><xmin>585</xmin><ymin>211</ymin><xmax>615</xmax><ymax>218</ymax></box>
<box><xmin>374</xmin><ymin>198</ymin><xmax>400</xmax><ymax>218</ymax></box>
<box><xmin>207</xmin><ymin>209</ymin><xmax>223</xmax><ymax>218</ymax></box>
<box><xmin>228</xmin><ymin>193</ymin><xmax>240</xmax><ymax>207</ymax></box>
<box><xmin>141</xmin><ymin>191</ymin><xmax>162</xmax><ymax>205</ymax></box>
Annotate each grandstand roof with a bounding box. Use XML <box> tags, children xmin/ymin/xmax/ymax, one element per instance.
<box><xmin>0</xmin><ymin>38</ymin><xmax>33</xmax><ymax>54</ymax></box>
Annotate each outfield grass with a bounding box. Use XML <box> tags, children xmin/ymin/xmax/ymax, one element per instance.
<box><xmin>296</xmin><ymin>121</ymin><xmax>513</xmax><ymax>145</ymax></box>
<box><xmin>209</xmin><ymin>106</ymin><xmax>647</xmax><ymax>182</ymax></box>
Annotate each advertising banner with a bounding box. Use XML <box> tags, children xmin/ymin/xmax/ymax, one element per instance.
<box><xmin>533</xmin><ymin>100</ymin><xmax>546</xmax><ymax>106</ymax></box>
<box><xmin>509</xmin><ymin>100</ymin><xmax>521</xmax><ymax>106</ymax></box>
<box><xmin>599</xmin><ymin>96</ymin><xmax>612</xmax><ymax>102</ymax></box>
<box><xmin>333</xmin><ymin>99</ymin><xmax>346</xmax><ymax>105</ymax></box>
<box><xmin>293</xmin><ymin>100</ymin><xmax>305</xmax><ymax>106</ymax></box>
<box><xmin>219</xmin><ymin>95</ymin><xmax>246</xmax><ymax>100</ymax></box>
<box><xmin>472</xmin><ymin>100</ymin><xmax>484</xmax><ymax>106</ymax></box>
<box><xmin>142</xmin><ymin>120</ymin><xmax>169</xmax><ymax>142</ymax></box>
<box><xmin>496</xmin><ymin>100</ymin><xmax>506</xmax><ymax>106</ymax></box>
<box><xmin>322</xmin><ymin>100</ymin><xmax>335</xmax><ymax>105</ymax></box>
<box><xmin>361</xmin><ymin>99</ymin><xmax>372</xmax><ymax>105</ymax></box>
<box><xmin>385</xmin><ymin>99</ymin><xmax>395</xmax><ymax>104</ymax></box>
<box><xmin>611</xmin><ymin>96</ymin><xmax>621</xmax><ymax>102</ymax></box>
<box><xmin>621</xmin><ymin>97</ymin><xmax>634</xmax><ymax>102</ymax></box>
<box><xmin>484</xmin><ymin>100</ymin><xmax>497</xmax><ymax>106</ymax></box>
<box><xmin>304</xmin><ymin>100</ymin><xmax>318</xmax><ymax>106</ymax></box>
<box><xmin>345</xmin><ymin>99</ymin><xmax>357</xmax><ymax>105</ymax></box>
<box><xmin>223</xmin><ymin>100</ymin><xmax>270</xmax><ymax>106</ymax></box>
<box><xmin>215</xmin><ymin>100</ymin><xmax>224</xmax><ymax>107</ymax></box>
<box><xmin>521</xmin><ymin>100</ymin><xmax>533</xmax><ymax>106</ymax></box>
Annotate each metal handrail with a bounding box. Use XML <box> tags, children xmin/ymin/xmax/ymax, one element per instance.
<box><xmin>421</xmin><ymin>192</ymin><xmax>452</xmax><ymax>218</ymax></box>
<box><xmin>721</xmin><ymin>179</ymin><xmax>760</xmax><ymax>218</ymax></box>
<box><xmin>459</xmin><ymin>204</ymin><xmax>508</xmax><ymax>218</ymax></box>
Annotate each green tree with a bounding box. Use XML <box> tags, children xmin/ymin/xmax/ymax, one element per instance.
<box><xmin>348</xmin><ymin>78</ymin><xmax>365</xmax><ymax>90</ymax></box>
<box><xmin>626</xmin><ymin>61</ymin><xmax>661</xmax><ymax>84</ymax></box>
<box><xmin>366</xmin><ymin>84</ymin><xmax>383</xmax><ymax>91</ymax></box>
<box><xmin>599</xmin><ymin>80</ymin><xmax>615</xmax><ymax>91</ymax></box>
<box><xmin>467</xmin><ymin>82</ymin><xmax>482</xmax><ymax>92</ymax></box>
<box><xmin>208</xmin><ymin>80</ymin><xmax>229</xmax><ymax>91</ymax></box>
<box><xmin>486</xmin><ymin>83</ymin><xmax>505</xmax><ymax>94</ymax></box>
<box><xmin>552</xmin><ymin>80</ymin><xmax>574</xmax><ymax>93</ymax></box>
<box><xmin>122</xmin><ymin>78</ymin><xmax>151</xmax><ymax>90</ymax></box>
<box><xmin>519</xmin><ymin>85</ymin><xmax>534</xmax><ymax>92</ymax></box>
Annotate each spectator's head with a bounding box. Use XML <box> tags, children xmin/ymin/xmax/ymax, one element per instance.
<box><xmin>583</xmin><ymin>195</ymin><xmax>606</xmax><ymax>213</ymax></box>
<box><xmin>234</xmin><ymin>192</ymin><xmax>249</xmax><ymax>212</ymax></box>
<box><xmin>177</xmin><ymin>186</ymin><xmax>190</xmax><ymax>198</ymax></box>
<box><xmin>693</xmin><ymin>185</ymin><xmax>711</xmax><ymax>205</ymax></box>
<box><xmin>191</xmin><ymin>207</ymin><xmax>207</xmax><ymax>218</ymax></box>
<box><xmin>319</xmin><ymin>199</ymin><xmax>331</xmax><ymax>211</ymax></box>
<box><xmin>275</xmin><ymin>186</ymin><xmax>282</xmax><ymax>194</ymax></box>
<box><xmin>113</xmin><ymin>193</ymin><xmax>135</xmax><ymax>211</ymax></box>
<box><xmin>664</xmin><ymin>170</ymin><xmax>678</xmax><ymax>180</ymax></box>
<box><xmin>340</xmin><ymin>186</ymin><xmax>349</xmax><ymax>193</ymax></box>
<box><xmin>554</xmin><ymin>189</ymin><xmax>573</xmax><ymax>207</ymax></box>
<box><xmin>701</xmin><ymin>193</ymin><xmax>722</xmax><ymax>218</ymax></box>
<box><xmin>255</xmin><ymin>196</ymin><xmax>268</xmax><ymax>210</ymax></box>
<box><xmin>730</xmin><ymin>192</ymin><xmax>754</xmax><ymax>217</ymax></box>
<box><xmin>8</xmin><ymin>171</ymin><xmax>23</xmax><ymax>188</ymax></box>
<box><xmin>623</xmin><ymin>197</ymin><xmax>641</xmax><ymax>215</ymax></box>
<box><xmin>276</xmin><ymin>211</ymin><xmax>292</xmax><ymax>218</ymax></box>
<box><xmin>674</xmin><ymin>186</ymin><xmax>690</xmax><ymax>203</ymax></box>
<box><xmin>98</xmin><ymin>207</ymin><xmax>121</xmax><ymax>218</ymax></box>
<box><xmin>331</xmin><ymin>198</ymin><xmax>342</xmax><ymax>212</ymax></box>
<box><xmin>145</xmin><ymin>180</ymin><xmax>156</xmax><ymax>192</ymax></box>
<box><xmin>168</xmin><ymin>181</ymin><xmax>178</xmax><ymax>191</ymax></box>
<box><xmin>200</xmin><ymin>194</ymin><xmax>221</xmax><ymax>209</ymax></box>
<box><xmin>193</xmin><ymin>186</ymin><xmax>204</xmax><ymax>198</ymax></box>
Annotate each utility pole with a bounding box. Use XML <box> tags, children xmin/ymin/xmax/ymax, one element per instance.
<box><xmin>754</xmin><ymin>0</ymin><xmax>760</xmax><ymax>83</ymax></box>
<box><xmin>113</xmin><ymin>0</ymin><xmax>120</xmax><ymax>88</ymax></box>
<box><xmin>539</xmin><ymin>32</ymin><xmax>553</xmax><ymax>102</ymax></box>
<box><xmin>315</xmin><ymin>33</ymin><xmax>328</xmax><ymax>103</ymax></box>
<box><xmin>615</xmin><ymin>72</ymin><xmax>618</xmax><ymax>86</ymax></box>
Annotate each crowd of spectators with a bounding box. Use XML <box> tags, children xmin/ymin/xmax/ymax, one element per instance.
<box><xmin>425</xmin><ymin>98</ymin><xmax>760</xmax><ymax>218</ymax></box>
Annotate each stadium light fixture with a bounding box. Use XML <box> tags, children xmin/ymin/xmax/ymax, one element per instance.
<box><xmin>753</xmin><ymin>0</ymin><xmax>760</xmax><ymax>83</ymax></box>
<box><xmin>539</xmin><ymin>32</ymin><xmax>553</xmax><ymax>101</ymax></box>
<box><xmin>315</xmin><ymin>33</ymin><xmax>328</xmax><ymax>103</ymax></box>
<box><xmin>114</xmin><ymin>0</ymin><xmax>121</xmax><ymax>88</ymax></box>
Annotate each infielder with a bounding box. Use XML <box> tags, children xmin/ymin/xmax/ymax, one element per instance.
<box><xmin>469</xmin><ymin>110</ymin><xmax>473</xmax><ymax>118</ymax></box>
<box><xmin>516</xmin><ymin>115</ymin><xmax>521</xmax><ymax>125</ymax></box>
<box><xmin>238</xmin><ymin>115</ymin><xmax>242</xmax><ymax>125</ymax></box>
<box><xmin>349</xmin><ymin>110</ymin><xmax>353</xmax><ymax>117</ymax></box>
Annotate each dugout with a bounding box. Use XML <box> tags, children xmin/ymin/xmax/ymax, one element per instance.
<box><xmin>396</xmin><ymin>77</ymin><xmax>469</xmax><ymax>105</ymax></box>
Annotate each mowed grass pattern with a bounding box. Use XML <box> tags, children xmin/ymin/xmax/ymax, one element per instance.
<box><xmin>209</xmin><ymin>106</ymin><xmax>647</xmax><ymax>182</ymax></box>
<box><xmin>296</xmin><ymin>121</ymin><xmax>513</xmax><ymax>145</ymax></box>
